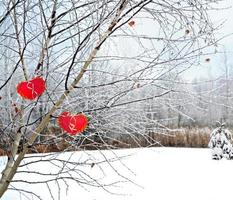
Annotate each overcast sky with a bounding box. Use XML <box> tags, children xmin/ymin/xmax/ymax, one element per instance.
<box><xmin>183</xmin><ymin>0</ymin><xmax>233</xmax><ymax>81</ymax></box>
<box><xmin>113</xmin><ymin>0</ymin><xmax>233</xmax><ymax>82</ymax></box>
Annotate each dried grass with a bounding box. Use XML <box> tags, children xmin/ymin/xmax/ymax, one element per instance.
<box><xmin>0</xmin><ymin>127</ymin><xmax>215</xmax><ymax>155</ymax></box>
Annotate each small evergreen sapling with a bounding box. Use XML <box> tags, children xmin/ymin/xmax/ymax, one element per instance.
<box><xmin>208</xmin><ymin>123</ymin><xmax>233</xmax><ymax>160</ymax></box>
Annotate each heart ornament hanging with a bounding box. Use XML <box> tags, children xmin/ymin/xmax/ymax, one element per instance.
<box><xmin>17</xmin><ymin>77</ymin><xmax>46</xmax><ymax>100</ymax></box>
<box><xmin>58</xmin><ymin>112</ymin><xmax>88</xmax><ymax>135</ymax></box>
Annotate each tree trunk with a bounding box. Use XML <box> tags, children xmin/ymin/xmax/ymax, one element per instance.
<box><xmin>0</xmin><ymin>0</ymin><xmax>129</xmax><ymax>197</ymax></box>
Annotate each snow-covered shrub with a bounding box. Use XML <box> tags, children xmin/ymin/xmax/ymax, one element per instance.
<box><xmin>208</xmin><ymin>124</ymin><xmax>233</xmax><ymax>160</ymax></box>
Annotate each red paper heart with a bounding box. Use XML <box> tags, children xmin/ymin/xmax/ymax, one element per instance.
<box><xmin>17</xmin><ymin>77</ymin><xmax>46</xmax><ymax>100</ymax></box>
<box><xmin>58</xmin><ymin>112</ymin><xmax>88</xmax><ymax>135</ymax></box>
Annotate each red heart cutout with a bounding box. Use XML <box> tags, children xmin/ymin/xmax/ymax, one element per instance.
<box><xmin>58</xmin><ymin>112</ymin><xmax>88</xmax><ymax>135</ymax></box>
<box><xmin>17</xmin><ymin>77</ymin><xmax>46</xmax><ymax>100</ymax></box>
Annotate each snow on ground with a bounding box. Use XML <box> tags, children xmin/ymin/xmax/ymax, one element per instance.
<box><xmin>1</xmin><ymin>147</ymin><xmax>233</xmax><ymax>200</ymax></box>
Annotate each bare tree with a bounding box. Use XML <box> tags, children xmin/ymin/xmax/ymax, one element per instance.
<box><xmin>0</xmin><ymin>0</ymin><xmax>224</xmax><ymax>199</ymax></box>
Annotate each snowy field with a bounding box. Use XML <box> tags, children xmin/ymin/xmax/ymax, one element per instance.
<box><xmin>1</xmin><ymin>147</ymin><xmax>233</xmax><ymax>200</ymax></box>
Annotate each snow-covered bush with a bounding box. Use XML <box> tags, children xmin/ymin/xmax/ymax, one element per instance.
<box><xmin>208</xmin><ymin>124</ymin><xmax>233</xmax><ymax>160</ymax></box>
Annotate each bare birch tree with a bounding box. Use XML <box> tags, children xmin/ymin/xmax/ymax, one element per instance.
<box><xmin>0</xmin><ymin>0</ymin><xmax>224</xmax><ymax>199</ymax></box>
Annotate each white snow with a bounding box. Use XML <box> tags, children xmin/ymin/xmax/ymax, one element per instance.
<box><xmin>1</xmin><ymin>147</ymin><xmax>233</xmax><ymax>200</ymax></box>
